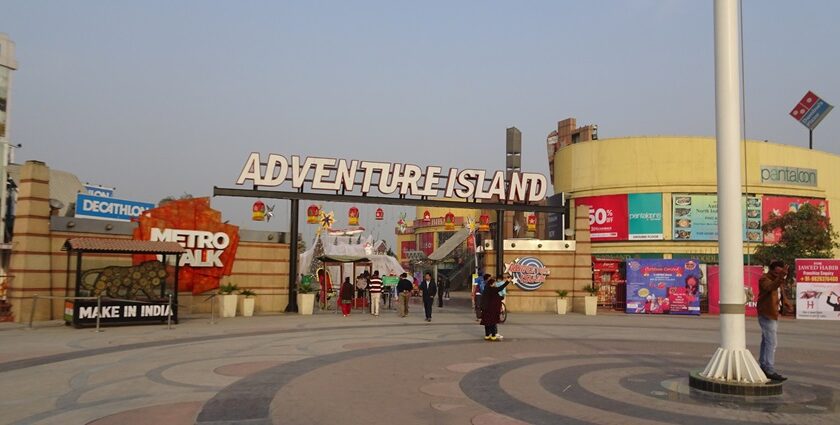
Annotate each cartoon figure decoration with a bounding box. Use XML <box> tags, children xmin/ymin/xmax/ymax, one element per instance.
<box><xmin>422</xmin><ymin>210</ymin><xmax>431</xmax><ymax>223</ymax></box>
<box><xmin>527</xmin><ymin>213</ymin><xmax>537</xmax><ymax>232</ymax></box>
<box><xmin>348</xmin><ymin>206</ymin><xmax>360</xmax><ymax>226</ymax></box>
<box><xmin>252</xmin><ymin>200</ymin><xmax>266</xmax><ymax>221</ymax></box>
<box><xmin>478</xmin><ymin>214</ymin><xmax>490</xmax><ymax>232</ymax></box>
<box><xmin>396</xmin><ymin>212</ymin><xmax>408</xmax><ymax>234</ymax></box>
<box><xmin>375</xmin><ymin>208</ymin><xmax>384</xmax><ymax>221</ymax></box>
<box><xmin>306</xmin><ymin>204</ymin><xmax>320</xmax><ymax>224</ymax></box>
<box><xmin>444</xmin><ymin>211</ymin><xmax>455</xmax><ymax>230</ymax></box>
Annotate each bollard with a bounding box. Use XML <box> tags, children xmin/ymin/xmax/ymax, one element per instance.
<box><xmin>209</xmin><ymin>295</ymin><xmax>216</xmax><ymax>324</ymax></box>
<box><xmin>167</xmin><ymin>293</ymin><xmax>173</xmax><ymax>330</ymax></box>
<box><xmin>28</xmin><ymin>295</ymin><xmax>38</xmax><ymax>329</ymax></box>
<box><xmin>94</xmin><ymin>296</ymin><xmax>103</xmax><ymax>333</ymax></box>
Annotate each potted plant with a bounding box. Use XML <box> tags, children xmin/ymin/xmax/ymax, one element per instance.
<box><xmin>555</xmin><ymin>289</ymin><xmax>569</xmax><ymax>315</ymax></box>
<box><xmin>297</xmin><ymin>275</ymin><xmax>316</xmax><ymax>315</ymax></box>
<box><xmin>239</xmin><ymin>289</ymin><xmax>256</xmax><ymax>317</ymax></box>
<box><xmin>218</xmin><ymin>283</ymin><xmax>239</xmax><ymax>318</ymax></box>
<box><xmin>583</xmin><ymin>284</ymin><xmax>598</xmax><ymax>316</ymax></box>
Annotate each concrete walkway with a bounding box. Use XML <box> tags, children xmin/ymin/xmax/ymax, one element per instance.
<box><xmin>0</xmin><ymin>296</ymin><xmax>838</xmax><ymax>425</ymax></box>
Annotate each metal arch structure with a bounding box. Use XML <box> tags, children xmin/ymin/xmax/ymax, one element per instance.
<box><xmin>214</xmin><ymin>181</ymin><xmax>565</xmax><ymax>313</ymax></box>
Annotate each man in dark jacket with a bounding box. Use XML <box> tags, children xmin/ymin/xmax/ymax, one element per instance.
<box><xmin>396</xmin><ymin>273</ymin><xmax>413</xmax><ymax>318</ymax></box>
<box><xmin>419</xmin><ymin>272</ymin><xmax>437</xmax><ymax>322</ymax></box>
<box><xmin>757</xmin><ymin>260</ymin><xmax>793</xmax><ymax>381</ymax></box>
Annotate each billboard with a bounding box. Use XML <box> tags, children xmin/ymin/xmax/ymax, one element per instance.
<box><xmin>795</xmin><ymin>259</ymin><xmax>840</xmax><ymax>321</ymax></box>
<box><xmin>75</xmin><ymin>193</ymin><xmax>155</xmax><ymax>222</ymax></box>
<box><xmin>672</xmin><ymin>194</ymin><xmax>762</xmax><ymax>242</ymax></box>
<box><xmin>626</xmin><ymin>259</ymin><xmax>702</xmax><ymax>315</ymax></box>
<box><xmin>789</xmin><ymin>91</ymin><xmax>834</xmax><ymax>130</ymax></box>
<box><xmin>761</xmin><ymin>196</ymin><xmax>829</xmax><ymax>244</ymax></box>
<box><xmin>417</xmin><ymin>232</ymin><xmax>434</xmax><ymax>256</ymax></box>
<box><xmin>707</xmin><ymin>265</ymin><xmax>762</xmax><ymax>316</ymax></box>
<box><xmin>575</xmin><ymin>193</ymin><xmax>663</xmax><ymax>242</ymax></box>
<box><xmin>628</xmin><ymin>193</ymin><xmax>663</xmax><ymax>240</ymax></box>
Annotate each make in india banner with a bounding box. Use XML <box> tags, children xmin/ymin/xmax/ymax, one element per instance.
<box><xmin>626</xmin><ymin>259</ymin><xmax>702</xmax><ymax>315</ymax></box>
<box><xmin>672</xmin><ymin>194</ymin><xmax>762</xmax><ymax>242</ymax></box>
<box><xmin>795</xmin><ymin>259</ymin><xmax>840</xmax><ymax>320</ymax></box>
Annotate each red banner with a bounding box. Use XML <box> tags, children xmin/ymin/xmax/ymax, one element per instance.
<box><xmin>418</xmin><ymin>233</ymin><xmax>434</xmax><ymax>256</ymax></box>
<box><xmin>400</xmin><ymin>241</ymin><xmax>416</xmax><ymax>259</ymax></box>
<box><xmin>761</xmin><ymin>196</ymin><xmax>829</xmax><ymax>243</ymax></box>
<box><xmin>576</xmin><ymin>195</ymin><xmax>628</xmax><ymax>241</ymax></box>
<box><xmin>795</xmin><ymin>259</ymin><xmax>840</xmax><ymax>283</ymax></box>
<box><xmin>708</xmin><ymin>265</ymin><xmax>762</xmax><ymax>316</ymax></box>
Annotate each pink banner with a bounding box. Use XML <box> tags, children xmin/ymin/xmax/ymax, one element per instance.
<box><xmin>708</xmin><ymin>265</ymin><xmax>762</xmax><ymax>316</ymax></box>
<box><xmin>576</xmin><ymin>194</ymin><xmax>629</xmax><ymax>241</ymax></box>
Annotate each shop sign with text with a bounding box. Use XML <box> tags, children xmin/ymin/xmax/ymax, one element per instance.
<box><xmin>576</xmin><ymin>194</ymin><xmax>628</xmax><ymax>241</ymax></box>
<box><xmin>236</xmin><ymin>154</ymin><xmax>548</xmax><ymax>203</ymax></box>
<box><xmin>760</xmin><ymin>166</ymin><xmax>817</xmax><ymax>187</ymax></box>
<box><xmin>672</xmin><ymin>194</ymin><xmax>762</xmax><ymax>242</ymax></box>
<box><xmin>505</xmin><ymin>257</ymin><xmax>550</xmax><ymax>291</ymax></box>
<box><xmin>75</xmin><ymin>193</ymin><xmax>154</xmax><ymax>222</ymax></box>
<box><xmin>134</xmin><ymin>198</ymin><xmax>239</xmax><ymax>295</ymax></box>
<box><xmin>795</xmin><ymin>259</ymin><xmax>840</xmax><ymax>321</ymax></box>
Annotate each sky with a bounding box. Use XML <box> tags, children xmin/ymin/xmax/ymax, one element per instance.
<box><xmin>1</xmin><ymin>0</ymin><xmax>839</xmax><ymax>247</ymax></box>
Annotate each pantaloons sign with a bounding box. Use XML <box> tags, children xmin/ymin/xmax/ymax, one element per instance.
<box><xmin>760</xmin><ymin>166</ymin><xmax>817</xmax><ymax>187</ymax></box>
<box><xmin>237</xmin><ymin>154</ymin><xmax>549</xmax><ymax>203</ymax></box>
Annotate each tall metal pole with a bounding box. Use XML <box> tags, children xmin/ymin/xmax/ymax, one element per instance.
<box><xmin>700</xmin><ymin>0</ymin><xmax>766</xmax><ymax>384</ymax></box>
<box><xmin>285</xmin><ymin>199</ymin><xmax>300</xmax><ymax>313</ymax></box>
<box><xmin>809</xmin><ymin>128</ymin><xmax>813</xmax><ymax>150</ymax></box>
<box><xmin>495</xmin><ymin>210</ymin><xmax>504</xmax><ymax>276</ymax></box>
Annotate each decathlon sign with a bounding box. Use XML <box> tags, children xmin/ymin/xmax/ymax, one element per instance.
<box><xmin>506</xmin><ymin>257</ymin><xmax>550</xmax><ymax>291</ymax></box>
<box><xmin>236</xmin><ymin>154</ymin><xmax>549</xmax><ymax>203</ymax></box>
<box><xmin>75</xmin><ymin>193</ymin><xmax>155</xmax><ymax>221</ymax></box>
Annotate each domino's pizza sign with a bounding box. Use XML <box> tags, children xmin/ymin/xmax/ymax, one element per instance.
<box><xmin>789</xmin><ymin>91</ymin><xmax>833</xmax><ymax>130</ymax></box>
<box><xmin>506</xmin><ymin>257</ymin><xmax>550</xmax><ymax>291</ymax></box>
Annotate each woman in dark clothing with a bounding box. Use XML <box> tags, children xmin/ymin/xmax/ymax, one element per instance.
<box><xmin>339</xmin><ymin>277</ymin><xmax>354</xmax><ymax>316</ymax></box>
<box><xmin>480</xmin><ymin>277</ymin><xmax>510</xmax><ymax>341</ymax></box>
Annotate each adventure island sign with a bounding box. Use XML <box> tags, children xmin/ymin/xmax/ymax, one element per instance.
<box><xmin>237</xmin><ymin>154</ymin><xmax>549</xmax><ymax>203</ymax></box>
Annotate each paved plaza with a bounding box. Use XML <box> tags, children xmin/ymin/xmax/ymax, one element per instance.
<box><xmin>0</xmin><ymin>295</ymin><xmax>838</xmax><ymax>425</ymax></box>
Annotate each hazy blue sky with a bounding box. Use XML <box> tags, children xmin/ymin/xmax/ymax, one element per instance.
<box><xmin>1</xmin><ymin>0</ymin><xmax>838</xmax><ymax>245</ymax></box>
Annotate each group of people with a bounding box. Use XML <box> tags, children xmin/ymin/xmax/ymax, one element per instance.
<box><xmin>473</xmin><ymin>273</ymin><xmax>511</xmax><ymax>341</ymax></box>
<box><xmin>337</xmin><ymin>270</ymin><xmax>448</xmax><ymax>321</ymax></box>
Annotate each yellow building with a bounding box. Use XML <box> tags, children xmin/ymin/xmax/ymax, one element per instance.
<box><xmin>395</xmin><ymin>206</ymin><xmax>479</xmax><ymax>270</ymax></box>
<box><xmin>554</xmin><ymin>136</ymin><xmax>840</xmax><ymax>262</ymax></box>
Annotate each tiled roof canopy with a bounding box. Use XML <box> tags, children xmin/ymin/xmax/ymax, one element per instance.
<box><xmin>63</xmin><ymin>238</ymin><xmax>186</xmax><ymax>254</ymax></box>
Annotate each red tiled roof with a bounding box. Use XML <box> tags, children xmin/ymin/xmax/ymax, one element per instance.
<box><xmin>63</xmin><ymin>238</ymin><xmax>186</xmax><ymax>254</ymax></box>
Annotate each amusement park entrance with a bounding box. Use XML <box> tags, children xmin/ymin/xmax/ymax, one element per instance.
<box><xmin>214</xmin><ymin>153</ymin><xmax>565</xmax><ymax>312</ymax></box>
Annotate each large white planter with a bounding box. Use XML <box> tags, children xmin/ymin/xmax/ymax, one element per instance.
<box><xmin>298</xmin><ymin>293</ymin><xmax>315</xmax><ymax>315</ymax></box>
<box><xmin>240</xmin><ymin>297</ymin><xmax>255</xmax><ymax>317</ymax></box>
<box><xmin>584</xmin><ymin>296</ymin><xmax>598</xmax><ymax>316</ymax></box>
<box><xmin>556</xmin><ymin>298</ymin><xmax>568</xmax><ymax>315</ymax></box>
<box><xmin>219</xmin><ymin>294</ymin><xmax>238</xmax><ymax>318</ymax></box>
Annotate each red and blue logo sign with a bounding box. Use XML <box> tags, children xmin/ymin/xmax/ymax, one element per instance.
<box><xmin>790</xmin><ymin>91</ymin><xmax>834</xmax><ymax>130</ymax></box>
<box><xmin>506</xmin><ymin>257</ymin><xmax>550</xmax><ymax>291</ymax></box>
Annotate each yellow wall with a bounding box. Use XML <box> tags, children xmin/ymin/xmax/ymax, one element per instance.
<box><xmin>554</xmin><ymin>136</ymin><xmax>840</xmax><ymax>258</ymax></box>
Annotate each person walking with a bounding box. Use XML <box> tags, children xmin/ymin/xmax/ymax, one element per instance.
<box><xmin>369</xmin><ymin>271</ymin><xmax>383</xmax><ymax>316</ymax></box>
<box><xmin>474</xmin><ymin>273</ymin><xmax>489</xmax><ymax>321</ymax></box>
<box><xmin>397</xmin><ymin>273</ymin><xmax>413</xmax><ymax>318</ymax></box>
<box><xmin>480</xmin><ymin>277</ymin><xmax>509</xmax><ymax>341</ymax></box>
<box><xmin>437</xmin><ymin>275</ymin><xmax>445</xmax><ymax>308</ymax></box>
<box><xmin>420</xmin><ymin>272</ymin><xmax>437</xmax><ymax>322</ymax></box>
<box><xmin>339</xmin><ymin>277</ymin><xmax>354</xmax><ymax>317</ymax></box>
<box><xmin>757</xmin><ymin>260</ymin><xmax>793</xmax><ymax>381</ymax></box>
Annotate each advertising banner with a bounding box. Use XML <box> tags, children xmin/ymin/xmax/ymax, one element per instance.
<box><xmin>707</xmin><ymin>265</ymin><xmax>763</xmax><ymax>316</ymax></box>
<box><xmin>576</xmin><ymin>194</ymin><xmax>628</xmax><ymax>241</ymax></box>
<box><xmin>84</xmin><ymin>184</ymin><xmax>115</xmax><ymax>198</ymax></box>
<box><xmin>418</xmin><ymin>233</ymin><xmax>434</xmax><ymax>256</ymax></box>
<box><xmin>400</xmin><ymin>241</ymin><xmax>416</xmax><ymax>260</ymax></box>
<box><xmin>68</xmin><ymin>300</ymin><xmax>173</xmax><ymax>325</ymax></box>
<box><xmin>762</xmin><ymin>196</ymin><xmax>830</xmax><ymax>244</ymax></box>
<box><xmin>626</xmin><ymin>259</ymin><xmax>702</xmax><ymax>315</ymax></box>
<box><xmin>795</xmin><ymin>259</ymin><xmax>840</xmax><ymax>320</ymax></box>
<box><xmin>628</xmin><ymin>193</ymin><xmax>663</xmax><ymax>240</ymax></box>
<box><xmin>672</xmin><ymin>194</ymin><xmax>761</xmax><ymax>242</ymax></box>
<box><xmin>75</xmin><ymin>193</ymin><xmax>155</xmax><ymax>222</ymax></box>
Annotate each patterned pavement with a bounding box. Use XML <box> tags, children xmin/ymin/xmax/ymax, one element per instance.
<box><xmin>0</xmin><ymin>297</ymin><xmax>838</xmax><ymax>425</ymax></box>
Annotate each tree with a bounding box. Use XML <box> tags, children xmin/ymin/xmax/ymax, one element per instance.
<box><xmin>753</xmin><ymin>203</ymin><xmax>839</xmax><ymax>287</ymax></box>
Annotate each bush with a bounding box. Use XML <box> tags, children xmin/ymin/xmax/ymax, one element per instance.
<box><xmin>582</xmin><ymin>284</ymin><xmax>597</xmax><ymax>296</ymax></box>
<box><xmin>555</xmin><ymin>289</ymin><xmax>569</xmax><ymax>298</ymax></box>
<box><xmin>218</xmin><ymin>283</ymin><xmax>239</xmax><ymax>295</ymax></box>
<box><xmin>239</xmin><ymin>289</ymin><xmax>256</xmax><ymax>298</ymax></box>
